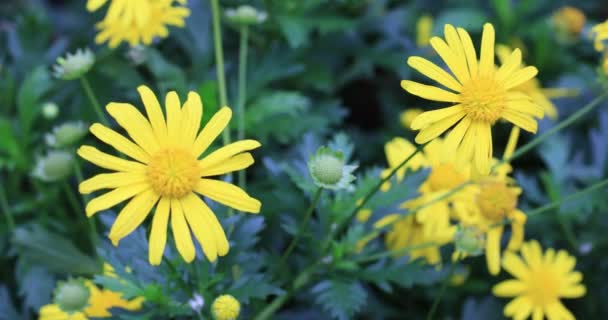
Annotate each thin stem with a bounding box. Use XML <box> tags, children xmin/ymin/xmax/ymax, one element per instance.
<box><xmin>279</xmin><ymin>188</ymin><xmax>323</xmax><ymax>267</ymax></box>
<box><xmin>426</xmin><ymin>262</ymin><xmax>456</xmax><ymax>320</ymax></box>
<box><xmin>210</xmin><ymin>0</ymin><xmax>230</xmax><ymax>146</ymax></box>
<box><xmin>62</xmin><ymin>181</ymin><xmax>83</xmax><ymax>217</ymax></box>
<box><xmin>237</xmin><ymin>25</ymin><xmax>249</xmax><ymax>189</ymax></box>
<box><xmin>74</xmin><ymin>161</ymin><xmax>98</xmax><ymax>247</ymax></box>
<box><xmin>80</xmin><ymin>76</ymin><xmax>109</xmax><ymax>126</ymax></box>
<box><xmin>0</xmin><ymin>181</ymin><xmax>15</xmax><ymax>231</ymax></box>
<box><xmin>527</xmin><ymin>178</ymin><xmax>608</xmax><ymax>217</ymax></box>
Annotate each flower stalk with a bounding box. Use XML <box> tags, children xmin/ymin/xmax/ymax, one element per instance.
<box><xmin>237</xmin><ymin>25</ymin><xmax>250</xmax><ymax>188</ymax></box>
<box><xmin>210</xmin><ymin>0</ymin><xmax>230</xmax><ymax>146</ymax></box>
<box><xmin>80</xmin><ymin>76</ymin><xmax>109</xmax><ymax>126</ymax></box>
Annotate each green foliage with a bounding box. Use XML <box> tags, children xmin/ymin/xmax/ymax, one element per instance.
<box><xmin>311</xmin><ymin>278</ymin><xmax>367</xmax><ymax>320</ymax></box>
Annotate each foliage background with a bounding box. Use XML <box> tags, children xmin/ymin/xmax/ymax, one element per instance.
<box><xmin>1</xmin><ymin>0</ymin><xmax>608</xmax><ymax>319</ymax></box>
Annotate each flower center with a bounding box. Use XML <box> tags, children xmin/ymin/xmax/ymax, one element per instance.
<box><xmin>476</xmin><ymin>181</ymin><xmax>518</xmax><ymax>221</ymax></box>
<box><xmin>147</xmin><ymin>148</ymin><xmax>200</xmax><ymax>198</ymax></box>
<box><xmin>460</xmin><ymin>77</ymin><xmax>507</xmax><ymax>123</ymax></box>
<box><xmin>527</xmin><ymin>267</ymin><xmax>560</xmax><ymax>306</ymax></box>
<box><xmin>427</xmin><ymin>164</ymin><xmax>466</xmax><ymax>192</ymax></box>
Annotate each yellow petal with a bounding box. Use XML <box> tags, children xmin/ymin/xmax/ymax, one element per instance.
<box><xmin>479</xmin><ymin>23</ymin><xmax>495</xmax><ymax>76</ymax></box>
<box><xmin>170</xmin><ymin>198</ymin><xmax>196</xmax><ymax>262</ymax></box>
<box><xmin>198</xmin><ymin>140</ymin><xmax>261</xmax><ymax>169</ymax></box>
<box><xmin>86</xmin><ymin>0</ymin><xmax>108</xmax><ymax>11</ymax></box>
<box><xmin>89</xmin><ymin>124</ymin><xmax>150</xmax><ymax>163</ymax></box>
<box><xmin>522</xmin><ymin>240</ymin><xmax>543</xmax><ymax>268</ymax></box>
<box><xmin>507</xmin><ymin>100</ymin><xmax>544</xmax><ymax>118</ymax></box>
<box><xmin>504</xmin><ymin>296</ymin><xmax>532</xmax><ymax>320</ymax></box>
<box><xmin>502</xmin><ymin>251</ymin><xmax>529</xmax><ymax>279</ymax></box>
<box><xmin>502</xmin><ymin>110</ymin><xmax>538</xmax><ymax>133</ymax></box>
<box><xmin>407</xmin><ymin>57</ymin><xmax>462</xmax><ymax>91</ymax></box>
<box><xmin>560</xmin><ymin>284</ymin><xmax>586</xmax><ymax>298</ymax></box>
<box><xmin>503</xmin><ymin>126</ymin><xmax>520</xmax><ymax>159</ymax></box>
<box><xmin>137</xmin><ymin>85</ymin><xmax>168</xmax><ymax>146</ymax></box>
<box><xmin>106</xmin><ymin>102</ymin><xmax>160</xmax><ymax>154</ymax></box>
<box><xmin>507</xmin><ymin>210</ymin><xmax>526</xmax><ymax>250</ymax></box>
<box><xmin>192</xmin><ymin>107</ymin><xmax>232</xmax><ymax>158</ymax></box>
<box><xmin>384</xmin><ymin>137</ymin><xmax>417</xmax><ymax>168</ymax></box>
<box><xmin>109</xmin><ymin>190</ymin><xmax>159</xmax><ymax>246</ymax></box>
<box><xmin>414</xmin><ymin>111</ymin><xmax>465</xmax><ymax>144</ymax></box>
<box><xmin>444</xmin><ymin>24</ymin><xmax>470</xmax><ymax>81</ymax></box>
<box><xmin>429</xmin><ymin>36</ymin><xmax>470</xmax><ymax>83</ymax></box>
<box><xmin>410</xmin><ymin>105</ymin><xmax>464</xmax><ymax>130</ymax></box>
<box><xmin>456</xmin><ymin>27</ymin><xmax>478</xmax><ymax>77</ymax></box>
<box><xmin>194</xmin><ymin>179</ymin><xmax>261</xmax><ymax>213</ymax></box>
<box><xmin>444</xmin><ymin>116</ymin><xmax>471</xmax><ymax>154</ymax></box>
<box><xmin>201</xmin><ymin>153</ymin><xmax>254</xmax><ymax>177</ymax></box>
<box><xmin>532</xmin><ymin>307</ymin><xmax>543</xmax><ymax>320</ymax></box>
<box><xmin>486</xmin><ymin>226</ymin><xmax>503</xmax><ymax>275</ymax></box>
<box><xmin>492</xmin><ymin>279</ymin><xmax>526</xmax><ymax>297</ymax></box>
<box><xmin>401</xmin><ymin>80</ymin><xmax>461</xmax><ymax>103</ymax></box>
<box><xmin>79</xmin><ymin>172</ymin><xmax>147</xmax><ymax>194</ymax></box>
<box><xmin>165</xmin><ymin>91</ymin><xmax>182</xmax><ymax>142</ymax></box>
<box><xmin>496</xmin><ymin>48</ymin><xmax>522</xmax><ymax>82</ymax></box>
<box><xmin>78</xmin><ymin>146</ymin><xmax>146</xmax><ymax>173</ymax></box>
<box><xmin>180</xmin><ymin>92</ymin><xmax>203</xmax><ymax>147</ymax></box>
<box><xmin>474</xmin><ymin>123</ymin><xmax>492</xmax><ymax>175</ymax></box>
<box><xmin>181</xmin><ymin>193</ymin><xmax>220</xmax><ymax>261</ymax></box>
<box><xmin>504</xmin><ymin>66</ymin><xmax>539</xmax><ymax>90</ymax></box>
<box><xmin>148</xmin><ymin>197</ymin><xmax>170</xmax><ymax>265</ymax></box>
<box><xmin>198</xmin><ymin>198</ymin><xmax>229</xmax><ymax>256</ymax></box>
<box><xmin>85</xmin><ymin>183</ymin><xmax>149</xmax><ymax>217</ymax></box>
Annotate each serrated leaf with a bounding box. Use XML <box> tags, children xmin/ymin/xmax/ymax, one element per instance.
<box><xmin>17</xmin><ymin>266</ymin><xmax>54</xmax><ymax>311</ymax></box>
<box><xmin>229</xmin><ymin>274</ymin><xmax>284</xmax><ymax>304</ymax></box>
<box><xmin>311</xmin><ymin>279</ymin><xmax>366</xmax><ymax>320</ymax></box>
<box><xmin>359</xmin><ymin>258</ymin><xmax>442</xmax><ymax>290</ymax></box>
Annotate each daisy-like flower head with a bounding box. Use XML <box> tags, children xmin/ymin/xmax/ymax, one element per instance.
<box><xmin>402</xmin><ymin>23</ymin><xmax>544</xmax><ymax>174</ymax></box>
<box><xmin>87</xmin><ymin>0</ymin><xmax>190</xmax><ymax>48</ymax></box>
<box><xmin>591</xmin><ymin>20</ymin><xmax>608</xmax><ymax>52</ymax></box>
<box><xmin>493</xmin><ymin>240</ymin><xmax>586</xmax><ymax>320</ymax></box>
<box><xmin>78</xmin><ymin>85</ymin><xmax>261</xmax><ymax>265</ymax></box>
<box><xmin>53</xmin><ymin>48</ymin><xmax>95</xmax><ymax>80</ymax></box>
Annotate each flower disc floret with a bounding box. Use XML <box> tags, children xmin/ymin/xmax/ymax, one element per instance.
<box><xmin>212</xmin><ymin>294</ymin><xmax>240</xmax><ymax>320</ymax></box>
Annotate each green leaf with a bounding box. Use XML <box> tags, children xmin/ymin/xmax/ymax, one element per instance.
<box><xmin>228</xmin><ymin>274</ymin><xmax>284</xmax><ymax>304</ymax></box>
<box><xmin>16</xmin><ymin>66</ymin><xmax>52</xmax><ymax>135</ymax></box>
<box><xmin>0</xmin><ymin>117</ymin><xmax>25</xmax><ymax>169</ymax></box>
<box><xmin>17</xmin><ymin>266</ymin><xmax>54</xmax><ymax>311</ymax></box>
<box><xmin>311</xmin><ymin>279</ymin><xmax>367</xmax><ymax>320</ymax></box>
<box><xmin>359</xmin><ymin>259</ymin><xmax>442</xmax><ymax>291</ymax></box>
<box><xmin>12</xmin><ymin>225</ymin><xmax>101</xmax><ymax>275</ymax></box>
<box><xmin>145</xmin><ymin>50</ymin><xmax>187</xmax><ymax>95</ymax></box>
<box><xmin>198</xmin><ymin>80</ymin><xmax>219</xmax><ymax>123</ymax></box>
<box><xmin>433</xmin><ymin>8</ymin><xmax>488</xmax><ymax>34</ymax></box>
<box><xmin>276</xmin><ymin>15</ymin><xmax>312</xmax><ymax>48</ymax></box>
<box><xmin>0</xmin><ymin>286</ymin><xmax>23</xmax><ymax>320</ymax></box>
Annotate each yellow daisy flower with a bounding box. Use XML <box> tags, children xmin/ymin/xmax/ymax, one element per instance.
<box><xmin>87</xmin><ymin>0</ymin><xmax>190</xmax><ymax>48</ymax></box>
<box><xmin>591</xmin><ymin>20</ymin><xmax>608</xmax><ymax>52</ymax></box>
<box><xmin>493</xmin><ymin>240</ymin><xmax>586</xmax><ymax>320</ymax></box>
<box><xmin>78</xmin><ymin>85</ymin><xmax>261</xmax><ymax>265</ymax></box>
<box><xmin>402</xmin><ymin>23</ymin><xmax>544</xmax><ymax>174</ymax></box>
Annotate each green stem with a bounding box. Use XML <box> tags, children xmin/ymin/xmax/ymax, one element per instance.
<box><xmin>279</xmin><ymin>188</ymin><xmax>323</xmax><ymax>267</ymax></box>
<box><xmin>499</xmin><ymin>92</ymin><xmax>608</xmax><ymax>167</ymax></box>
<box><xmin>237</xmin><ymin>25</ymin><xmax>249</xmax><ymax>189</ymax></box>
<box><xmin>62</xmin><ymin>181</ymin><xmax>83</xmax><ymax>218</ymax></box>
<box><xmin>527</xmin><ymin>178</ymin><xmax>608</xmax><ymax>217</ymax></box>
<box><xmin>80</xmin><ymin>76</ymin><xmax>109</xmax><ymax>126</ymax></box>
<box><xmin>210</xmin><ymin>0</ymin><xmax>230</xmax><ymax>146</ymax></box>
<box><xmin>426</xmin><ymin>263</ymin><xmax>456</xmax><ymax>320</ymax></box>
<box><xmin>0</xmin><ymin>181</ymin><xmax>15</xmax><ymax>231</ymax></box>
<box><xmin>74</xmin><ymin>161</ymin><xmax>98</xmax><ymax>248</ymax></box>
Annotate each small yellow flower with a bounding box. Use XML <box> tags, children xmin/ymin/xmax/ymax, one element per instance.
<box><xmin>416</xmin><ymin>15</ymin><xmax>433</xmax><ymax>47</ymax></box>
<box><xmin>78</xmin><ymin>85</ymin><xmax>261</xmax><ymax>265</ymax></box>
<box><xmin>402</xmin><ymin>23</ymin><xmax>544</xmax><ymax>174</ymax></box>
<box><xmin>39</xmin><ymin>280</ymin><xmax>143</xmax><ymax>320</ymax></box>
<box><xmin>87</xmin><ymin>0</ymin><xmax>190</xmax><ymax>48</ymax></box>
<box><xmin>592</xmin><ymin>20</ymin><xmax>608</xmax><ymax>52</ymax></box>
<box><xmin>400</xmin><ymin>108</ymin><xmax>424</xmax><ymax>129</ymax></box>
<box><xmin>493</xmin><ymin>240</ymin><xmax>586</xmax><ymax>320</ymax></box>
<box><xmin>552</xmin><ymin>6</ymin><xmax>586</xmax><ymax>39</ymax></box>
<box><xmin>211</xmin><ymin>294</ymin><xmax>240</xmax><ymax>320</ymax></box>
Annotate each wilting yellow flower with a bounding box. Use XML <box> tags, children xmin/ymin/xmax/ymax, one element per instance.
<box><xmin>416</xmin><ymin>15</ymin><xmax>433</xmax><ymax>47</ymax></box>
<box><xmin>87</xmin><ymin>0</ymin><xmax>190</xmax><ymax>48</ymax></box>
<box><xmin>400</xmin><ymin>108</ymin><xmax>424</xmax><ymax>129</ymax></box>
<box><xmin>493</xmin><ymin>240</ymin><xmax>586</xmax><ymax>320</ymax></box>
<box><xmin>39</xmin><ymin>280</ymin><xmax>143</xmax><ymax>319</ymax></box>
<box><xmin>402</xmin><ymin>23</ymin><xmax>544</xmax><ymax>174</ymax></box>
<box><xmin>552</xmin><ymin>6</ymin><xmax>586</xmax><ymax>39</ymax></box>
<box><xmin>78</xmin><ymin>85</ymin><xmax>261</xmax><ymax>265</ymax></box>
<box><xmin>591</xmin><ymin>20</ymin><xmax>608</xmax><ymax>52</ymax></box>
<box><xmin>496</xmin><ymin>45</ymin><xmax>578</xmax><ymax>120</ymax></box>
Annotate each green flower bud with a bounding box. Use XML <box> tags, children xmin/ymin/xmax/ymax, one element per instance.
<box><xmin>53</xmin><ymin>279</ymin><xmax>90</xmax><ymax>314</ymax></box>
<box><xmin>53</xmin><ymin>48</ymin><xmax>95</xmax><ymax>80</ymax></box>
<box><xmin>225</xmin><ymin>5</ymin><xmax>267</xmax><ymax>25</ymax></box>
<box><xmin>45</xmin><ymin>122</ymin><xmax>88</xmax><ymax>148</ymax></box>
<box><xmin>41</xmin><ymin>102</ymin><xmax>59</xmax><ymax>120</ymax></box>
<box><xmin>32</xmin><ymin>151</ymin><xmax>74</xmax><ymax>182</ymax></box>
<box><xmin>212</xmin><ymin>294</ymin><xmax>240</xmax><ymax>320</ymax></box>
<box><xmin>454</xmin><ymin>226</ymin><xmax>485</xmax><ymax>257</ymax></box>
<box><xmin>308</xmin><ymin>146</ymin><xmax>357</xmax><ymax>190</ymax></box>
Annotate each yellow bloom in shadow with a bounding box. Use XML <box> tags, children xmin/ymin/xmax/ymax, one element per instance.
<box><xmin>416</xmin><ymin>15</ymin><xmax>433</xmax><ymax>47</ymax></box>
<box><xmin>591</xmin><ymin>20</ymin><xmax>608</xmax><ymax>52</ymax></box>
<box><xmin>493</xmin><ymin>240</ymin><xmax>586</xmax><ymax>320</ymax></box>
<box><xmin>78</xmin><ymin>85</ymin><xmax>261</xmax><ymax>265</ymax></box>
<box><xmin>402</xmin><ymin>23</ymin><xmax>544</xmax><ymax>174</ymax></box>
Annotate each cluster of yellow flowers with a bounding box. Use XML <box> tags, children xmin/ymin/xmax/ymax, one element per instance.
<box><xmin>361</xmin><ymin>22</ymin><xmax>587</xmax><ymax>320</ymax></box>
